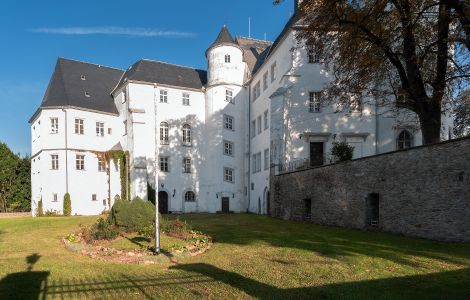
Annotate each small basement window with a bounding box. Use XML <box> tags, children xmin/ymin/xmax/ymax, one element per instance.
<box><xmin>366</xmin><ymin>193</ymin><xmax>380</xmax><ymax>227</ymax></box>
<box><xmin>85</xmin><ymin>92</ymin><xmax>90</xmax><ymax>98</ymax></box>
<box><xmin>81</xmin><ymin>75</ymin><xmax>86</xmax><ymax>80</ymax></box>
<box><xmin>303</xmin><ymin>199</ymin><xmax>312</xmax><ymax>221</ymax></box>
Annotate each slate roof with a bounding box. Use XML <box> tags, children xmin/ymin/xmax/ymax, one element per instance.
<box><xmin>236</xmin><ymin>37</ymin><xmax>273</xmax><ymax>77</ymax></box>
<box><xmin>32</xmin><ymin>58</ymin><xmax>124</xmax><ymax>121</ymax></box>
<box><xmin>206</xmin><ymin>26</ymin><xmax>238</xmax><ymax>55</ymax></box>
<box><xmin>114</xmin><ymin>59</ymin><xmax>207</xmax><ymax>92</ymax></box>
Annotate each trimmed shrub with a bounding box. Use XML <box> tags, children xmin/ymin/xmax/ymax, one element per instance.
<box><xmin>37</xmin><ymin>198</ymin><xmax>44</xmax><ymax>217</ymax></box>
<box><xmin>331</xmin><ymin>141</ymin><xmax>355</xmax><ymax>162</ymax></box>
<box><xmin>90</xmin><ymin>218</ymin><xmax>119</xmax><ymax>241</ymax></box>
<box><xmin>63</xmin><ymin>193</ymin><xmax>71</xmax><ymax>216</ymax></box>
<box><xmin>109</xmin><ymin>197</ymin><xmax>157</xmax><ymax>232</ymax></box>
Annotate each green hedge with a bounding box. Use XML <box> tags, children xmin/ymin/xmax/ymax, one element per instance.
<box><xmin>63</xmin><ymin>193</ymin><xmax>71</xmax><ymax>216</ymax></box>
<box><xmin>37</xmin><ymin>198</ymin><xmax>44</xmax><ymax>217</ymax></box>
<box><xmin>109</xmin><ymin>197</ymin><xmax>157</xmax><ymax>232</ymax></box>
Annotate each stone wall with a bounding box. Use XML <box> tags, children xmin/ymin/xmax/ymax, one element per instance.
<box><xmin>270</xmin><ymin>137</ymin><xmax>470</xmax><ymax>242</ymax></box>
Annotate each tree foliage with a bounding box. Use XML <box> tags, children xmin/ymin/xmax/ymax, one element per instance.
<box><xmin>63</xmin><ymin>193</ymin><xmax>71</xmax><ymax>216</ymax></box>
<box><xmin>276</xmin><ymin>0</ymin><xmax>470</xmax><ymax>144</ymax></box>
<box><xmin>0</xmin><ymin>142</ymin><xmax>30</xmax><ymax>212</ymax></box>
<box><xmin>331</xmin><ymin>141</ymin><xmax>355</xmax><ymax>162</ymax></box>
<box><xmin>454</xmin><ymin>89</ymin><xmax>470</xmax><ymax>137</ymax></box>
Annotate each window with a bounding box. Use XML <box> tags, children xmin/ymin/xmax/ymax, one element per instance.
<box><xmin>160</xmin><ymin>156</ymin><xmax>169</xmax><ymax>172</ymax></box>
<box><xmin>263</xmin><ymin>72</ymin><xmax>268</xmax><ymax>91</ymax></box>
<box><xmin>224</xmin><ymin>140</ymin><xmax>234</xmax><ymax>156</ymax></box>
<box><xmin>252</xmin><ymin>154</ymin><xmax>256</xmax><ymax>174</ymax></box>
<box><xmin>251</xmin><ymin>120</ymin><xmax>256</xmax><ymax>138</ymax></box>
<box><xmin>224</xmin><ymin>115</ymin><xmax>234</xmax><ymax>131</ymax></box>
<box><xmin>350</xmin><ymin>98</ymin><xmax>363</xmax><ymax>113</ymax></box>
<box><xmin>96</xmin><ymin>122</ymin><xmax>104</xmax><ymax>137</ymax></box>
<box><xmin>53</xmin><ymin>194</ymin><xmax>58</xmax><ymax>202</ymax></box>
<box><xmin>256</xmin><ymin>152</ymin><xmax>262</xmax><ymax>172</ymax></box>
<box><xmin>309</xmin><ymin>92</ymin><xmax>321</xmax><ymax>113</ymax></box>
<box><xmin>81</xmin><ymin>75</ymin><xmax>86</xmax><ymax>81</ymax></box>
<box><xmin>160</xmin><ymin>90</ymin><xmax>168</xmax><ymax>103</ymax></box>
<box><xmin>264</xmin><ymin>110</ymin><xmax>269</xmax><ymax>130</ymax></box>
<box><xmin>183</xmin><ymin>157</ymin><xmax>192</xmax><ymax>173</ymax></box>
<box><xmin>76</xmin><ymin>155</ymin><xmax>85</xmax><ymax>170</ymax></box>
<box><xmin>98</xmin><ymin>157</ymin><xmax>106</xmax><ymax>172</ymax></box>
<box><xmin>182</xmin><ymin>124</ymin><xmax>192</xmax><ymax>145</ymax></box>
<box><xmin>122</xmin><ymin>89</ymin><xmax>127</xmax><ymax>104</ymax></box>
<box><xmin>50</xmin><ymin>118</ymin><xmax>58</xmax><ymax>134</ymax></box>
<box><xmin>85</xmin><ymin>92</ymin><xmax>91</xmax><ymax>98</ymax></box>
<box><xmin>160</xmin><ymin>122</ymin><xmax>169</xmax><ymax>145</ymax></box>
<box><xmin>51</xmin><ymin>154</ymin><xmax>59</xmax><ymax>170</ymax></box>
<box><xmin>397</xmin><ymin>130</ymin><xmax>413</xmax><ymax>150</ymax></box>
<box><xmin>271</xmin><ymin>62</ymin><xmax>277</xmax><ymax>82</ymax></box>
<box><xmin>108</xmin><ymin>128</ymin><xmax>112</xmax><ymax>135</ymax></box>
<box><xmin>74</xmin><ymin>119</ymin><xmax>84</xmax><ymax>135</ymax></box>
<box><xmin>257</xmin><ymin>116</ymin><xmax>262</xmax><ymax>134</ymax></box>
<box><xmin>123</xmin><ymin>121</ymin><xmax>127</xmax><ymax>135</ymax></box>
<box><xmin>264</xmin><ymin>149</ymin><xmax>269</xmax><ymax>170</ymax></box>
<box><xmin>307</xmin><ymin>47</ymin><xmax>320</xmax><ymax>63</ymax></box>
<box><xmin>225</xmin><ymin>89</ymin><xmax>234</xmax><ymax>103</ymax></box>
<box><xmin>224</xmin><ymin>167</ymin><xmax>234</xmax><ymax>183</ymax></box>
<box><xmin>225</xmin><ymin>54</ymin><xmax>231</xmax><ymax>63</ymax></box>
<box><xmin>92</xmin><ymin>194</ymin><xmax>97</xmax><ymax>201</ymax></box>
<box><xmin>185</xmin><ymin>191</ymin><xmax>196</xmax><ymax>202</ymax></box>
<box><xmin>253</xmin><ymin>81</ymin><xmax>261</xmax><ymax>100</ymax></box>
<box><xmin>182</xmin><ymin>93</ymin><xmax>190</xmax><ymax>106</ymax></box>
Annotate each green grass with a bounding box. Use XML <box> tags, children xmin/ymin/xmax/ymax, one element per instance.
<box><xmin>0</xmin><ymin>214</ymin><xmax>469</xmax><ymax>299</ymax></box>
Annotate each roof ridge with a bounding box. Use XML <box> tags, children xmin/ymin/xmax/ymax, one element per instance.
<box><xmin>237</xmin><ymin>36</ymin><xmax>273</xmax><ymax>44</ymax></box>
<box><xmin>57</xmin><ymin>57</ymin><xmax>124</xmax><ymax>72</ymax></box>
<box><xmin>139</xmin><ymin>59</ymin><xmax>207</xmax><ymax>72</ymax></box>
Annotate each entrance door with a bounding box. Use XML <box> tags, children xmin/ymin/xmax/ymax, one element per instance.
<box><xmin>221</xmin><ymin>197</ymin><xmax>230</xmax><ymax>213</ymax></box>
<box><xmin>158</xmin><ymin>191</ymin><xmax>169</xmax><ymax>214</ymax></box>
<box><xmin>310</xmin><ymin>142</ymin><xmax>324</xmax><ymax>166</ymax></box>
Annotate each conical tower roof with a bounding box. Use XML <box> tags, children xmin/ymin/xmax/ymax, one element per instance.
<box><xmin>206</xmin><ymin>25</ymin><xmax>239</xmax><ymax>56</ymax></box>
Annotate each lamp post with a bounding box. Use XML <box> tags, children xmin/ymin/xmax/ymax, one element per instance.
<box><xmin>153</xmin><ymin>85</ymin><xmax>161</xmax><ymax>254</ymax></box>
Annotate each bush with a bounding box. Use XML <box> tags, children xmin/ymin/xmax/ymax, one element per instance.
<box><xmin>37</xmin><ymin>198</ymin><xmax>44</xmax><ymax>217</ymax></box>
<box><xmin>44</xmin><ymin>210</ymin><xmax>60</xmax><ymax>217</ymax></box>
<box><xmin>63</xmin><ymin>193</ymin><xmax>71</xmax><ymax>216</ymax></box>
<box><xmin>331</xmin><ymin>141</ymin><xmax>355</xmax><ymax>162</ymax></box>
<box><xmin>109</xmin><ymin>197</ymin><xmax>157</xmax><ymax>232</ymax></box>
<box><xmin>90</xmin><ymin>218</ymin><xmax>120</xmax><ymax>241</ymax></box>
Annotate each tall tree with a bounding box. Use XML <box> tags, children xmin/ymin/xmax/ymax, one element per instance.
<box><xmin>276</xmin><ymin>0</ymin><xmax>470</xmax><ymax>144</ymax></box>
<box><xmin>0</xmin><ymin>143</ymin><xmax>19</xmax><ymax>212</ymax></box>
<box><xmin>454</xmin><ymin>89</ymin><xmax>470</xmax><ymax>137</ymax></box>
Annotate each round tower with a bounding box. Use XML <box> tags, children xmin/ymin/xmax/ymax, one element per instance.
<box><xmin>206</xmin><ymin>25</ymin><xmax>245</xmax><ymax>87</ymax></box>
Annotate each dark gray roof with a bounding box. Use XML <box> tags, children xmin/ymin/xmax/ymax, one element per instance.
<box><xmin>206</xmin><ymin>26</ymin><xmax>238</xmax><ymax>56</ymax></box>
<box><xmin>236</xmin><ymin>37</ymin><xmax>273</xmax><ymax>76</ymax></box>
<box><xmin>115</xmin><ymin>59</ymin><xmax>207</xmax><ymax>91</ymax></box>
<box><xmin>36</xmin><ymin>58</ymin><xmax>124</xmax><ymax>117</ymax></box>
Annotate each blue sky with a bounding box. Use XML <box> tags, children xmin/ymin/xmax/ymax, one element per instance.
<box><xmin>0</xmin><ymin>0</ymin><xmax>293</xmax><ymax>155</ymax></box>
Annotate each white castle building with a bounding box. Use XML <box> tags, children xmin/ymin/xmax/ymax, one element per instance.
<box><xmin>30</xmin><ymin>4</ymin><xmax>453</xmax><ymax>216</ymax></box>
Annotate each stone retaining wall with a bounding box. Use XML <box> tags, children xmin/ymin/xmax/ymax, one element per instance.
<box><xmin>270</xmin><ymin>137</ymin><xmax>470</xmax><ymax>242</ymax></box>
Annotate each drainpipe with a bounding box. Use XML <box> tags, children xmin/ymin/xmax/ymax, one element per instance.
<box><xmin>375</xmin><ymin>98</ymin><xmax>379</xmax><ymax>154</ymax></box>
<box><xmin>62</xmin><ymin>108</ymin><xmax>69</xmax><ymax>193</ymax></box>
<box><xmin>247</xmin><ymin>84</ymin><xmax>252</xmax><ymax>213</ymax></box>
<box><xmin>153</xmin><ymin>83</ymin><xmax>161</xmax><ymax>254</ymax></box>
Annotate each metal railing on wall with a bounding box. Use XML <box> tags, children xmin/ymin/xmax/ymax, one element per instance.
<box><xmin>275</xmin><ymin>155</ymin><xmax>333</xmax><ymax>174</ymax></box>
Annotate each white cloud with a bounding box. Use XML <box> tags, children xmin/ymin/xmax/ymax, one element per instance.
<box><xmin>30</xmin><ymin>26</ymin><xmax>196</xmax><ymax>38</ymax></box>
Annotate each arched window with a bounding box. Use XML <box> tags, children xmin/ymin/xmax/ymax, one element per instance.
<box><xmin>397</xmin><ymin>130</ymin><xmax>412</xmax><ymax>150</ymax></box>
<box><xmin>160</xmin><ymin>122</ymin><xmax>169</xmax><ymax>144</ymax></box>
<box><xmin>182</xmin><ymin>124</ymin><xmax>192</xmax><ymax>145</ymax></box>
<box><xmin>225</xmin><ymin>54</ymin><xmax>231</xmax><ymax>63</ymax></box>
<box><xmin>185</xmin><ymin>191</ymin><xmax>195</xmax><ymax>202</ymax></box>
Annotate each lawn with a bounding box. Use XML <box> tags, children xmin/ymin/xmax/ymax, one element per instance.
<box><xmin>0</xmin><ymin>214</ymin><xmax>469</xmax><ymax>299</ymax></box>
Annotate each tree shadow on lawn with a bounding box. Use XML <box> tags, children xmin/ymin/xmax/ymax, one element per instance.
<box><xmin>1</xmin><ymin>255</ymin><xmax>468</xmax><ymax>299</ymax></box>
<box><xmin>176</xmin><ymin>214</ymin><xmax>470</xmax><ymax>268</ymax></box>
<box><xmin>171</xmin><ymin>263</ymin><xmax>470</xmax><ymax>300</ymax></box>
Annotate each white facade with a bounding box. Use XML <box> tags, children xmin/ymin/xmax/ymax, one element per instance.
<box><xmin>31</xmin><ymin>16</ymin><xmax>453</xmax><ymax>216</ymax></box>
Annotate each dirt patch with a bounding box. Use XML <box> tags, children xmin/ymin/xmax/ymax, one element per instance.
<box><xmin>0</xmin><ymin>212</ymin><xmax>31</xmax><ymax>218</ymax></box>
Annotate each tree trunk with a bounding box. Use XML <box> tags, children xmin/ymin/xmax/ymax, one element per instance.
<box><xmin>418</xmin><ymin>109</ymin><xmax>442</xmax><ymax>145</ymax></box>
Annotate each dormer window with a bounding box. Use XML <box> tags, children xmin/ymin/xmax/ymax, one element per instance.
<box><xmin>225</xmin><ymin>54</ymin><xmax>231</xmax><ymax>63</ymax></box>
<box><xmin>85</xmin><ymin>92</ymin><xmax>90</xmax><ymax>98</ymax></box>
<box><xmin>81</xmin><ymin>75</ymin><xmax>86</xmax><ymax>80</ymax></box>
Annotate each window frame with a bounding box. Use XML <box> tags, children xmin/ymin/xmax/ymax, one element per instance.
<box><xmin>251</xmin><ymin>120</ymin><xmax>256</xmax><ymax>138</ymax></box>
<box><xmin>51</xmin><ymin>154</ymin><xmax>59</xmax><ymax>170</ymax></box>
<box><xmin>74</xmin><ymin>118</ymin><xmax>84</xmax><ymax>135</ymax></box>
<box><xmin>264</xmin><ymin>110</ymin><xmax>269</xmax><ymax>130</ymax></box>
<box><xmin>224</xmin><ymin>167</ymin><xmax>234</xmax><ymax>183</ymax></box>
<box><xmin>75</xmin><ymin>154</ymin><xmax>85</xmax><ymax>171</ymax></box>
<box><xmin>98</xmin><ymin>157</ymin><xmax>106</xmax><ymax>172</ymax></box>
<box><xmin>397</xmin><ymin>130</ymin><xmax>413</xmax><ymax>150</ymax></box>
<box><xmin>50</xmin><ymin>118</ymin><xmax>59</xmax><ymax>134</ymax></box>
<box><xmin>223</xmin><ymin>140</ymin><xmax>234</xmax><ymax>157</ymax></box>
<box><xmin>309</xmin><ymin>91</ymin><xmax>322</xmax><ymax>113</ymax></box>
<box><xmin>160</xmin><ymin>90</ymin><xmax>168</xmax><ymax>103</ymax></box>
<box><xmin>183</xmin><ymin>157</ymin><xmax>192</xmax><ymax>173</ymax></box>
<box><xmin>263</xmin><ymin>72</ymin><xmax>269</xmax><ymax>91</ymax></box>
<box><xmin>271</xmin><ymin>62</ymin><xmax>277</xmax><ymax>82</ymax></box>
<box><xmin>182</xmin><ymin>92</ymin><xmax>190</xmax><ymax>106</ymax></box>
<box><xmin>96</xmin><ymin>122</ymin><xmax>104</xmax><ymax>137</ymax></box>
<box><xmin>160</xmin><ymin>122</ymin><xmax>169</xmax><ymax>145</ymax></box>
<box><xmin>159</xmin><ymin>156</ymin><xmax>169</xmax><ymax>172</ymax></box>
<box><xmin>257</xmin><ymin>116</ymin><xmax>262</xmax><ymax>134</ymax></box>
<box><xmin>264</xmin><ymin>149</ymin><xmax>270</xmax><ymax>170</ymax></box>
<box><xmin>185</xmin><ymin>191</ymin><xmax>196</xmax><ymax>202</ymax></box>
<box><xmin>225</xmin><ymin>89</ymin><xmax>234</xmax><ymax>103</ymax></box>
<box><xmin>307</xmin><ymin>47</ymin><xmax>320</xmax><ymax>64</ymax></box>
<box><xmin>182</xmin><ymin>124</ymin><xmax>192</xmax><ymax>146</ymax></box>
<box><xmin>224</xmin><ymin>54</ymin><xmax>231</xmax><ymax>63</ymax></box>
<box><xmin>224</xmin><ymin>114</ymin><xmax>234</xmax><ymax>131</ymax></box>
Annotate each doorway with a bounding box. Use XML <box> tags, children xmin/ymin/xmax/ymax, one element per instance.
<box><xmin>158</xmin><ymin>191</ymin><xmax>169</xmax><ymax>214</ymax></box>
<box><xmin>221</xmin><ymin>197</ymin><xmax>230</xmax><ymax>213</ymax></box>
<box><xmin>303</xmin><ymin>198</ymin><xmax>312</xmax><ymax>221</ymax></box>
<box><xmin>366</xmin><ymin>193</ymin><xmax>379</xmax><ymax>226</ymax></box>
<box><xmin>310</xmin><ymin>142</ymin><xmax>324</xmax><ymax>166</ymax></box>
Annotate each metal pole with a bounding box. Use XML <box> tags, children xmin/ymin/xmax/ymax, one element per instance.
<box><xmin>153</xmin><ymin>84</ymin><xmax>161</xmax><ymax>254</ymax></box>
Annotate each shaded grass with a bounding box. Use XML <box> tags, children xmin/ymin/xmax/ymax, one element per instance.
<box><xmin>0</xmin><ymin>214</ymin><xmax>469</xmax><ymax>299</ymax></box>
